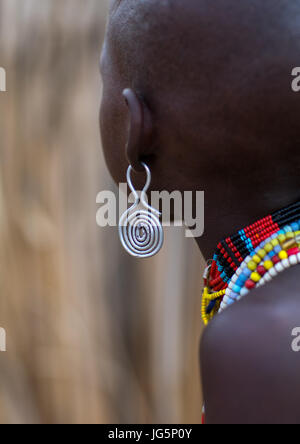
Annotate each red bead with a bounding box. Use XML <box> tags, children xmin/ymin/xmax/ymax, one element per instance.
<box><xmin>257</xmin><ymin>266</ymin><xmax>266</xmax><ymax>276</ymax></box>
<box><xmin>245</xmin><ymin>279</ymin><xmax>256</xmax><ymax>290</ymax></box>
<box><xmin>288</xmin><ymin>247</ymin><xmax>300</xmax><ymax>257</ymax></box>
<box><xmin>272</xmin><ymin>255</ymin><xmax>280</xmax><ymax>265</ymax></box>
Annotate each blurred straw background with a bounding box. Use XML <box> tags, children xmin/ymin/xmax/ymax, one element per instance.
<box><xmin>0</xmin><ymin>0</ymin><xmax>204</xmax><ymax>424</ymax></box>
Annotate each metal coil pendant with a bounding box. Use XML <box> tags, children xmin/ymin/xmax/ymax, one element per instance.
<box><xmin>119</xmin><ymin>163</ymin><xmax>164</xmax><ymax>258</ymax></box>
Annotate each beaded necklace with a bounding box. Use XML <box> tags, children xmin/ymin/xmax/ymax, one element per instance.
<box><xmin>202</xmin><ymin>201</ymin><xmax>300</xmax><ymax>325</ymax></box>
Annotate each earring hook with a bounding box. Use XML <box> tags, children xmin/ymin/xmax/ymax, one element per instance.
<box><xmin>127</xmin><ymin>162</ymin><xmax>152</xmax><ymax>205</ymax></box>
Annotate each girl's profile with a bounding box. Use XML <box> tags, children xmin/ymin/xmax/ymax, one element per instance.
<box><xmin>100</xmin><ymin>0</ymin><xmax>300</xmax><ymax>424</ymax></box>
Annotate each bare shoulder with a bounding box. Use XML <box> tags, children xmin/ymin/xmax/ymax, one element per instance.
<box><xmin>201</xmin><ymin>266</ymin><xmax>300</xmax><ymax>424</ymax></box>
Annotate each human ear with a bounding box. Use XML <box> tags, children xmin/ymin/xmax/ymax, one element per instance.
<box><xmin>122</xmin><ymin>88</ymin><xmax>154</xmax><ymax>173</ymax></box>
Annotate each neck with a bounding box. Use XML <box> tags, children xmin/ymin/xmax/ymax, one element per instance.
<box><xmin>195</xmin><ymin>191</ymin><xmax>300</xmax><ymax>261</ymax></box>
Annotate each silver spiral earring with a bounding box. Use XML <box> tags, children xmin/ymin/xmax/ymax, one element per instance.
<box><xmin>119</xmin><ymin>162</ymin><xmax>164</xmax><ymax>258</ymax></box>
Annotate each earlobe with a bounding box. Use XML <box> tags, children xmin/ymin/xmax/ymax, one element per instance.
<box><xmin>123</xmin><ymin>88</ymin><xmax>154</xmax><ymax>173</ymax></box>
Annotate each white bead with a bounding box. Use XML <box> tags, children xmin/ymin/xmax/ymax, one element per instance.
<box><xmin>264</xmin><ymin>272</ymin><xmax>272</xmax><ymax>282</ymax></box>
<box><xmin>222</xmin><ymin>296</ymin><xmax>230</xmax><ymax>305</ymax></box>
<box><xmin>282</xmin><ymin>259</ymin><xmax>290</xmax><ymax>269</ymax></box>
<box><xmin>240</xmin><ymin>265</ymin><xmax>247</xmax><ymax>275</ymax></box>
<box><xmin>289</xmin><ymin>255</ymin><xmax>298</xmax><ymax>266</ymax></box>
<box><xmin>259</xmin><ymin>277</ymin><xmax>266</xmax><ymax>286</ymax></box>
<box><xmin>275</xmin><ymin>263</ymin><xmax>284</xmax><ymax>273</ymax></box>
<box><xmin>219</xmin><ymin>302</ymin><xmax>226</xmax><ymax>311</ymax></box>
<box><xmin>269</xmin><ymin>267</ymin><xmax>278</xmax><ymax>277</ymax></box>
<box><xmin>297</xmin><ymin>253</ymin><xmax>300</xmax><ymax>262</ymax></box>
<box><xmin>240</xmin><ymin>288</ymin><xmax>249</xmax><ymax>298</ymax></box>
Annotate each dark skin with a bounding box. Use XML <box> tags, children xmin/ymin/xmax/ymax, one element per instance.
<box><xmin>100</xmin><ymin>0</ymin><xmax>300</xmax><ymax>424</ymax></box>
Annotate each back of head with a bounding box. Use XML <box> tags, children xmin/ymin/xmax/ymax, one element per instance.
<box><xmin>101</xmin><ymin>0</ymin><xmax>300</xmax><ymax>245</ymax></box>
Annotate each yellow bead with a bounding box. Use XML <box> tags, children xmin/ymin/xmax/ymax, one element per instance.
<box><xmin>265</xmin><ymin>243</ymin><xmax>273</xmax><ymax>253</ymax></box>
<box><xmin>253</xmin><ymin>254</ymin><xmax>261</xmax><ymax>264</ymax></box>
<box><xmin>279</xmin><ymin>250</ymin><xmax>288</xmax><ymax>260</ymax></box>
<box><xmin>251</xmin><ymin>272</ymin><xmax>261</xmax><ymax>283</ymax></box>
<box><xmin>258</xmin><ymin>249</ymin><xmax>267</xmax><ymax>259</ymax></box>
<box><xmin>248</xmin><ymin>261</ymin><xmax>257</xmax><ymax>271</ymax></box>
<box><xmin>282</xmin><ymin>239</ymin><xmax>297</xmax><ymax>250</ymax></box>
<box><xmin>278</xmin><ymin>234</ymin><xmax>286</xmax><ymax>243</ymax></box>
<box><xmin>286</xmin><ymin>232</ymin><xmax>294</xmax><ymax>240</ymax></box>
<box><xmin>271</xmin><ymin>239</ymin><xmax>279</xmax><ymax>247</ymax></box>
<box><xmin>264</xmin><ymin>260</ymin><xmax>273</xmax><ymax>270</ymax></box>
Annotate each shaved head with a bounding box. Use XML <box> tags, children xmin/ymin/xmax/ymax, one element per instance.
<box><xmin>100</xmin><ymin>0</ymin><xmax>300</xmax><ymax>251</ymax></box>
<box><xmin>103</xmin><ymin>0</ymin><xmax>300</xmax><ymax>144</ymax></box>
<box><xmin>107</xmin><ymin>0</ymin><xmax>300</xmax><ymax>94</ymax></box>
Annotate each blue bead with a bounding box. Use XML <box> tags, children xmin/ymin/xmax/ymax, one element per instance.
<box><xmin>228</xmin><ymin>290</ymin><xmax>238</xmax><ymax>300</ymax></box>
<box><xmin>284</xmin><ymin>225</ymin><xmax>292</xmax><ymax>233</ymax></box>
<box><xmin>274</xmin><ymin>245</ymin><xmax>281</xmax><ymax>254</ymax></box>
<box><xmin>226</xmin><ymin>298</ymin><xmax>235</xmax><ymax>306</ymax></box>
<box><xmin>242</xmin><ymin>268</ymin><xmax>252</xmax><ymax>278</ymax></box>
<box><xmin>233</xmin><ymin>285</ymin><xmax>241</xmax><ymax>293</ymax></box>
<box><xmin>236</xmin><ymin>277</ymin><xmax>246</xmax><ymax>286</ymax></box>
<box><xmin>291</xmin><ymin>222</ymin><xmax>299</xmax><ymax>232</ymax></box>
